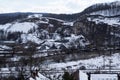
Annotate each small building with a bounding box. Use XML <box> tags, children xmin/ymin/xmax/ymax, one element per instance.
<box><xmin>90</xmin><ymin>73</ymin><xmax>118</xmax><ymax>80</ymax></box>
<box><xmin>79</xmin><ymin>70</ymin><xmax>88</xmax><ymax>80</ymax></box>
<box><xmin>72</xmin><ymin>70</ymin><xmax>88</xmax><ymax>80</ymax></box>
<box><xmin>72</xmin><ymin>70</ymin><xmax>119</xmax><ymax>80</ymax></box>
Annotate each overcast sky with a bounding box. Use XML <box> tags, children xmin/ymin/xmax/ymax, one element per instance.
<box><xmin>0</xmin><ymin>0</ymin><xmax>117</xmax><ymax>14</ymax></box>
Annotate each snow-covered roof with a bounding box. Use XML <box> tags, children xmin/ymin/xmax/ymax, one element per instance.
<box><xmin>91</xmin><ymin>74</ymin><xmax>118</xmax><ymax>80</ymax></box>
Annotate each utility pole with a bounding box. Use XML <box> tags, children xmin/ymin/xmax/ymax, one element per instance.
<box><xmin>109</xmin><ymin>26</ymin><xmax>112</xmax><ymax>72</ymax></box>
<box><xmin>109</xmin><ymin>4</ymin><xmax>113</xmax><ymax>72</ymax></box>
<box><xmin>109</xmin><ymin>25</ymin><xmax>115</xmax><ymax>72</ymax></box>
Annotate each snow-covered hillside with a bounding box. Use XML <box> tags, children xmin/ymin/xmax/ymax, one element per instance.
<box><xmin>88</xmin><ymin>17</ymin><xmax>120</xmax><ymax>26</ymax></box>
<box><xmin>0</xmin><ymin>14</ymin><xmax>89</xmax><ymax>50</ymax></box>
<box><xmin>90</xmin><ymin>8</ymin><xmax>120</xmax><ymax>16</ymax></box>
<box><xmin>82</xmin><ymin>1</ymin><xmax>120</xmax><ymax>16</ymax></box>
<box><xmin>1</xmin><ymin>1</ymin><xmax>120</xmax><ymax>80</ymax></box>
<box><xmin>0</xmin><ymin>22</ymin><xmax>38</xmax><ymax>33</ymax></box>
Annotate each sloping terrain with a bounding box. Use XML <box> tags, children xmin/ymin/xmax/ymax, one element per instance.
<box><xmin>0</xmin><ymin>14</ymin><xmax>89</xmax><ymax>50</ymax></box>
<box><xmin>81</xmin><ymin>1</ymin><xmax>120</xmax><ymax>16</ymax></box>
<box><xmin>0</xmin><ymin>1</ymin><xmax>120</xmax><ymax>80</ymax></box>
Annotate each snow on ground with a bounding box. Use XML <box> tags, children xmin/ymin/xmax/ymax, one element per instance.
<box><xmin>48</xmin><ymin>53</ymin><xmax>120</xmax><ymax>70</ymax></box>
<box><xmin>9</xmin><ymin>56</ymin><xmax>21</xmax><ymax>61</ymax></box>
<box><xmin>90</xmin><ymin>8</ymin><xmax>120</xmax><ymax>16</ymax></box>
<box><xmin>7</xmin><ymin>22</ymin><xmax>38</xmax><ymax>33</ymax></box>
<box><xmin>0</xmin><ymin>23</ymin><xmax>11</xmax><ymax>30</ymax></box>
<box><xmin>63</xmin><ymin>22</ymin><xmax>74</xmax><ymax>26</ymax></box>
<box><xmin>46</xmin><ymin>17</ymin><xmax>64</xmax><ymax>22</ymax></box>
<box><xmin>29</xmin><ymin>73</ymin><xmax>50</xmax><ymax>80</ymax></box>
<box><xmin>0</xmin><ymin>45</ymin><xmax>11</xmax><ymax>50</ymax></box>
<box><xmin>0</xmin><ymin>22</ymin><xmax>38</xmax><ymax>33</ymax></box>
<box><xmin>21</xmin><ymin>34</ymin><xmax>42</xmax><ymax>44</ymax></box>
<box><xmin>28</xmin><ymin>14</ymin><xmax>43</xmax><ymax>18</ymax></box>
<box><xmin>88</xmin><ymin>17</ymin><xmax>120</xmax><ymax>26</ymax></box>
<box><xmin>0</xmin><ymin>67</ymin><xmax>18</xmax><ymax>77</ymax></box>
<box><xmin>65</xmin><ymin>34</ymin><xmax>89</xmax><ymax>48</ymax></box>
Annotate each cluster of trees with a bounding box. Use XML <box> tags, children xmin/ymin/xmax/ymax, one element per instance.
<box><xmin>74</xmin><ymin>18</ymin><xmax>112</xmax><ymax>49</ymax></box>
<box><xmin>0</xmin><ymin>41</ymin><xmax>39</xmax><ymax>80</ymax></box>
<box><xmin>0</xmin><ymin>30</ymin><xmax>22</xmax><ymax>42</ymax></box>
<box><xmin>0</xmin><ymin>13</ymin><xmax>29</xmax><ymax>24</ymax></box>
<box><xmin>62</xmin><ymin>72</ymin><xmax>74</xmax><ymax>80</ymax></box>
<box><xmin>0</xmin><ymin>30</ymin><xmax>6</xmax><ymax>40</ymax></box>
<box><xmin>7</xmin><ymin>32</ymin><xmax>22</xmax><ymax>41</ymax></box>
<box><xmin>82</xmin><ymin>2</ymin><xmax>120</xmax><ymax>15</ymax></box>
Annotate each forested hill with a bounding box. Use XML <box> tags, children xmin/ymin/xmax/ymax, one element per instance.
<box><xmin>0</xmin><ymin>12</ymin><xmax>81</xmax><ymax>24</ymax></box>
<box><xmin>81</xmin><ymin>1</ymin><xmax>120</xmax><ymax>16</ymax></box>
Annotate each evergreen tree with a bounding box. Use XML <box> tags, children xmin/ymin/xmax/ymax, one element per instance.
<box><xmin>62</xmin><ymin>72</ymin><xmax>74</xmax><ymax>80</ymax></box>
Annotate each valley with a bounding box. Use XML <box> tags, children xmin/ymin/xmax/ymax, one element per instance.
<box><xmin>0</xmin><ymin>1</ymin><xmax>120</xmax><ymax>80</ymax></box>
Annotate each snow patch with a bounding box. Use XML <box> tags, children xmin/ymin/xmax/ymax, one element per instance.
<box><xmin>21</xmin><ymin>34</ymin><xmax>42</xmax><ymax>44</ymax></box>
<box><xmin>28</xmin><ymin>14</ymin><xmax>42</xmax><ymax>18</ymax></box>
<box><xmin>88</xmin><ymin>17</ymin><xmax>120</xmax><ymax>26</ymax></box>
<box><xmin>7</xmin><ymin>22</ymin><xmax>38</xmax><ymax>33</ymax></box>
<box><xmin>29</xmin><ymin>73</ymin><xmax>50</xmax><ymax>80</ymax></box>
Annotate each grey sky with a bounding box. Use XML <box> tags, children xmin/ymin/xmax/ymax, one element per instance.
<box><xmin>0</xmin><ymin>0</ymin><xmax>117</xmax><ymax>14</ymax></box>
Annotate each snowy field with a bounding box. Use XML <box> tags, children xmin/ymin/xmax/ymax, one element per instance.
<box><xmin>47</xmin><ymin>53</ymin><xmax>120</xmax><ymax>70</ymax></box>
<box><xmin>28</xmin><ymin>53</ymin><xmax>120</xmax><ymax>80</ymax></box>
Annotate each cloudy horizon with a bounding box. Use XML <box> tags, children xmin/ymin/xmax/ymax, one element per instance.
<box><xmin>0</xmin><ymin>0</ymin><xmax>117</xmax><ymax>14</ymax></box>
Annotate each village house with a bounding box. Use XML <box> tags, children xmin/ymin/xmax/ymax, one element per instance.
<box><xmin>72</xmin><ymin>70</ymin><xmax>119</xmax><ymax>80</ymax></box>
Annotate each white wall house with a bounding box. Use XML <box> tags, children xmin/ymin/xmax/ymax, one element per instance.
<box><xmin>79</xmin><ymin>70</ymin><xmax>88</xmax><ymax>80</ymax></box>
<box><xmin>90</xmin><ymin>74</ymin><xmax>118</xmax><ymax>80</ymax></box>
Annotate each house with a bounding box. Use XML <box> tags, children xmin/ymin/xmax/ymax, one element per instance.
<box><xmin>72</xmin><ymin>70</ymin><xmax>119</xmax><ymax>80</ymax></box>
<box><xmin>71</xmin><ymin>70</ymin><xmax>88</xmax><ymax>80</ymax></box>
<box><xmin>90</xmin><ymin>73</ymin><xmax>118</xmax><ymax>80</ymax></box>
<box><xmin>79</xmin><ymin>71</ymin><xmax>88</xmax><ymax>80</ymax></box>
